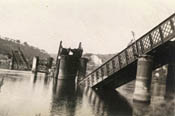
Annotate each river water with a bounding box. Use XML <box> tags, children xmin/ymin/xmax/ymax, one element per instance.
<box><xmin>0</xmin><ymin>69</ymin><xmax>174</xmax><ymax>116</ymax></box>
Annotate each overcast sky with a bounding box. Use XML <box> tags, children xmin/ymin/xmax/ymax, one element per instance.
<box><xmin>0</xmin><ymin>0</ymin><xmax>174</xmax><ymax>54</ymax></box>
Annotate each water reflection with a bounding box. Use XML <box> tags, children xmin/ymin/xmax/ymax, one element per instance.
<box><xmin>85</xmin><ymin>87</ymin><xmax>133</xmax><ymax>116</ymax></box>
<box><xmin>0</xmin><ymin>69</ymin><xmax>174</xmax><ymax>116</ymax></box>
<box><xmin>51</xmin><ymin>79</ymin><xmax>80</xmax><ymax>116</ymax></box>
<box><xmin>132</xmin><ymin>98</ymin><xmax>175</xmax><ymax>116</ymax></box>
<box><xmin>132</xmin><ymin>101</ymin><xmax>150</xmax><ymax>116</ymax></box>
<box><xmin>32</xmin><ymin>73</ymin><xmax>37</xmax><ymax>83</ymax></box>
<box><xmin>0</xmin><ymin>77</ymin><xmax>4</xmax><ymax>92</ymax></box>
<box><xmin>31</xmin><ymin>73</ymin><xmax>49</xmax><ymax>84</ymax></box>
<box><xmin>51</xmin><ymin>82</ymin><xmax>133</xmax><ymax>116</ymax></box>
<box><xmin>0</xmin><ymin>70</ymin><xmax>52</xmax><ymax>116</ymax></box>
<box><xmin>44</xmin><ymin>74</ymin><xmax>49</xmax><ymax>85</ymax></box>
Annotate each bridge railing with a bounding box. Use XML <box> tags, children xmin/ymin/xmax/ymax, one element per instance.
<box><xmin>80</xmin><ymin>13</ymin><xmax>175</xmax><ymax>87</ymax></box>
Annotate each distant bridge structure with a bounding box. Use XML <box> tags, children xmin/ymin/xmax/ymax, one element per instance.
<box><xmin>11</xmin><ymin>48</ymin><xmax>30</xmax><ymax>70</ymax></box>
<box><xmin>79</xmin><ymin>13</ymin><xmax>175</xmax><ymax>91</ymax></box>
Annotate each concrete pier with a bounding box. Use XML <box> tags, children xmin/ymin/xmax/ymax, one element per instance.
<box><xmin>133</xmin><ymin>55</ymin><xmax>153</xmax><ymax>102</ymax></box>
<box><xmin>77</xmin><ymin>57</ymin><xmax>88</xmax><ymax>82</ymax></box>
<box><xmin>166</xmin><ymin>43</ymin><xmax>175</xmax><ymax>95</ymax></box>
<box><xmin>166</xmin><ymin>64</ymin><xmax>175</xmax><ymax>97</ymax></box>
<box><xmin>31</xmin><ymin>56</ymin><xmax>39</xmax><ymax>75</ymax></box>
<box><xmin>57</xmin><ymin>55</ymin><xmax>79</xmax><ymax>80</ymax></box>
<box><xmin>151</xmin><ymin>65</ymin><xmax>167</xmax><ymax>102</ymax></box>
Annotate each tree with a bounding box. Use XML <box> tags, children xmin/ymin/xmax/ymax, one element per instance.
<box><xmin>16</xmin><ymin>40</ymin><xmax>20</xmax><ymax>44</ymax></box>
<box><xmin>23</xmin><ymin>42</ymin><xmax>28</xmax><ymax>46</ymax></box>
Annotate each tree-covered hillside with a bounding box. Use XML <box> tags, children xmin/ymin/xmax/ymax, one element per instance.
<box><xmin>0</xmin><ymin>36</ymin><xmax>50</xmax><ymax>63</ymax></box>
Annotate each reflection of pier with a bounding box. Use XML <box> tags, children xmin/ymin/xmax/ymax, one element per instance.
<box><xmin>0</xmin><ymin>77</ymin><xmax>4</xmax><ymax>91</ymax></box>
<box><xmin>51</xmin><ymin>79</ymin><xmax>81</xmax><ymax>116</ymax></box>
<box><xmin>84</xmin><ymin>87</ymin><xmax>132</xmax><ymax>116</ymax></box>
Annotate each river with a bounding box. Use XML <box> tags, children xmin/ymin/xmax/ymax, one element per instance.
<box><xmin>0</xmin><ymin>69</ymin><xmax>174</xmax><ymax>116</ymax></box>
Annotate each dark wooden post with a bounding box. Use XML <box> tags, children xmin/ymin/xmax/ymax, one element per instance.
<box><xmin>54</xmin><ymin>41</ymin><xmax>62</xmax><ymax>79</ymax></box>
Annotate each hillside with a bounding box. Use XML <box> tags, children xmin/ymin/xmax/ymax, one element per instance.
<box><xmin>83</xmin><ymin>53</ymin><xmax>116</xmax><ymax>73</ymax></box>
<box><xmin>0</xmin><ymin>36</ymin><xmax>50</xmax><ymax>63</ymax></box>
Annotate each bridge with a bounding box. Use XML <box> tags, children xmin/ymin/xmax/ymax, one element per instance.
<box><xmin>79</xmin><ymin>13</ymin><xmax>175</xmax><ymax>91</ymax></box>
<box><xmin>11</xmin><ymin>48</ymin><xmax>30</xmax><ymax>70</ymax></box>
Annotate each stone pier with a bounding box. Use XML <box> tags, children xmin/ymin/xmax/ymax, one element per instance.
<box><xmin>57</xmin><ymin>55</ymin><xmax>79</xmax><ymax>80</ymax></box>
<box><xmin>151</xmin><ymin>65</ymin><xmax>167</xmax><ymax>102</ymax></box>
<box><xmin>133</xmin><ymin>55</ymin><xmax>153</xmax><ymax>102</ymax></box>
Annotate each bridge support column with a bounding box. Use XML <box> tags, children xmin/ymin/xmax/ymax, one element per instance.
<box><xmin>46</xmin><ymin>57</ymin><xmax>53</xmax><ymax>75</ymax></box>
<box><xmin>57</xmin><ymin>55</ymin><xmax>79</xmax><ymax>80</ymax></box>
<box><xmin>166</xmin><ymin>64</ymin><xmax>175</xmax><ymax>96</ymax></box>
<box><xmin>77</xmin><ymin>58</ymin><xmax>88</xmax><ymax>82</ymax></box>
<box><xmin>166</xmin><ymin>44</ymin><xmax>175</xmax><ymax>96</ymax></box>
<box><xmin>151</xmin><ymin>65</ymin><xmax>167</xmax><ymax>102</ymax></box>
<box><xmin>31</xmin><ymin>56</ymin><xmax>39</xmax><ymax>75</ymax></box>
<box><xmin>47</xmin><ymin>57</ymin><xmax>53</xmax><ymax>69</ymax></box>
<box><xmin>9</xmin><ymin>56</ymin><xmax>14</xmax><ymax>70</ymax></box>
<box><xmin>133</xmin><ymin>55</ymin><xmax>153</xmax><ymax>102</ymax></box>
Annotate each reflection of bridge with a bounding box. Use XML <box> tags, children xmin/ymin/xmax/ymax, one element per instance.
<box><xmin>79</xmin><ymin>13</ymin><xmax>175</xmax><ymax>91</ymax></box>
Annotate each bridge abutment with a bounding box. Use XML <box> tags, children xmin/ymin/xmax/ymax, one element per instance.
<box><xmin>133</xmin><ymin>55</ymin><xmax>153</xmax><ymax>102</ymax></box>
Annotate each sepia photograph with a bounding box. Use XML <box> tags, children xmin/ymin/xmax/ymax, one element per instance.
<box><xmin>0</xmin><ymin>0</ymin><xmax>174</xmax><ymax>116</ymax></box>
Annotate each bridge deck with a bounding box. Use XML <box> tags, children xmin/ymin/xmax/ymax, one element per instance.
<box><xmin>79</xmin><ymin>13</ymin><xmax>175</xmax><ymax>89</ymax></box>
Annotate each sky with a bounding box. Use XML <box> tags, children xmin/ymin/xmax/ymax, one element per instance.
<box><xmin>0</xmin><ymin>0</ymin><xmax>174</xmax><ymax>54</ymax></box>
